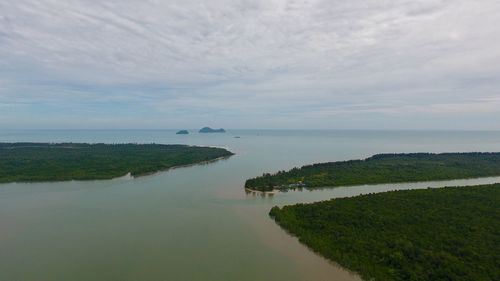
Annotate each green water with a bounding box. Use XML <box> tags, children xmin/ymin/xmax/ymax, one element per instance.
<box><xmin>1</xmin><ymin>130</ymin><xmax>500</xmax><ymax>281</ymax></box>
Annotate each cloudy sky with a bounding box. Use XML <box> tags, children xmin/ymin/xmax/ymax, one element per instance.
<box><xmin>1</xmin><ymin>0</ymin><xmax>499</xmax><ymax>129</ymax></box>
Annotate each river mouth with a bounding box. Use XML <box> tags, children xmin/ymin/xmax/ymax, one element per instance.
<box><xmin>1</xmin><ymin>129</ymin><xmax>500</xmax><ymax>281</ymax></box>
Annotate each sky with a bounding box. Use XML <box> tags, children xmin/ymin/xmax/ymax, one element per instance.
<box><xmin>1</xmin><ymin>0</ymin><xmax>499</xmax><ymax>130</ymax></box>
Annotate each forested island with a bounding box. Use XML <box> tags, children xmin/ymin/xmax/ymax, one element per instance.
<box><xmin>0</xmin><ymin>143</ymin><xmax>233</xmax><ymax>183</ymax></box>
<box><xmin>245</xmin><ymin>152</ymin><xmax>500</xmax><ymax>191</ymax></box>
<box><xmin>270</xmin><ymin>184</ymin><xmax>500</xmax><ymax>281</ymax></box>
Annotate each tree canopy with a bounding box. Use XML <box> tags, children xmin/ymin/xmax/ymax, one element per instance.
<box><xmin>270</xmin><ymin>184</ymin><xmax>500</xmax><ymax>281</ymax></box>
<box><xmin>246</xmin><ymin>152</ymin><xmax>500</xmax><ymax>191</ymax></box>
<box><xmin>0</xmin><ymin>142</ymin><xmax>233</xmax><ymax>183</ymax></box>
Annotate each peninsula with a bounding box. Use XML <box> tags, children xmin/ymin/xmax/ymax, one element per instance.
<box><xmin>245</xmin><ymin>152</ymin><xmax>500</xmax><ymax>191</ymax></box>
<box><xmin>199</xmin><ymin>127</ymin><xmax>226</xmax><ymax>133</ymax></box>
<box><xmin>270</xmin><ymin>183</ymin><xmax>500</xmax><ymax>281</ymax></box>
<box><xmin>0</xmin><ymin>143</ymin><xmax>233</xmax><ymax>183</ymax></box>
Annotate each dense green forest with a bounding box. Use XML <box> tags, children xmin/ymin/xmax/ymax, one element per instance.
<box><xmin>270</xmin><ymin>184</ymin><xmax>500</xmax><ymax>281</ymax></box>
<box><xmin>246</xmin><ymin>152</ymin><xmax>500</xmax><ymax>191</ymax></box>
<box><xmin>0</xmin><ymin>142</ymin><xmax>233</xmax><ymax>183</ymax></box>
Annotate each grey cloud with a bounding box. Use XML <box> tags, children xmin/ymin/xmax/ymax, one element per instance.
<box><xmin>0</xmin><ymin>0</ymin><xmax>499</xmax><ymax>129</ymax></box>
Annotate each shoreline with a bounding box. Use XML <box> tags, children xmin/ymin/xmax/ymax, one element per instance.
<box><xmin>0</xmin><ymin>153</ymin><xmax>234</xmax><ymax>185</ymax></box>
<box><xmin>133</xmin><ymin>155</ymin><xmax>233</xmax><ymax>178</ymax></box>
<box><xmin>244</xmin><ymin>174</ymin><xmax>500</xmax><ymax>194</ymax></box>
<box><xmin>245</xmin><ymin>187</ymin><xmax>277</xmax><ymax>195</ymax></box>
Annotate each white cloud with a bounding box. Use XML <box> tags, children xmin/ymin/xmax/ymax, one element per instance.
<box><xmin>0</xmin><ymin>0</ymin><xmax>499</xmax><ymax>129</ymax></box>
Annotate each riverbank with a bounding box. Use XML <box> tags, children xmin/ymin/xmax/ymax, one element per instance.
<box><xmin>245</xmin><ymin>152</ymin><xmax>500</xmax><ymax>191</ymax></box>
<box><xmin>133</xmin><ymin>155</ymin><xmax>233</xmax><ymax>178</ymax></box>
<box><xmin>270</xmin><ymin>183</ymin><xmax>500</xmax><ymax>281</ymax></box>
<box><xmin>0</xmin><ymin>142</ymin><xmax>233</xmax><ymax>183</ymax></box>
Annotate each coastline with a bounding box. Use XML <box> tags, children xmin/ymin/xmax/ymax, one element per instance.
<box><xmin>132</xmin><ymin>154</ymin><xmax>233</xmax><ymax>178</ymax></box>
<box><xmin>245</xmin><ymin>187</ymin><xmax>277</xmax><ymax>195</ymax></box>
<box><xmin>244</xmin><ymin>174</ymin><xmax>500</xmax><ymax>194</ymax></box>
<box><xmin>0</xmin><ymin>153</ymin><xmax>234</xmax><ymax>185</ymax></box>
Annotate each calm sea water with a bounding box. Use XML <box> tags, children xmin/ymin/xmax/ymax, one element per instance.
<box><xmin>1</xmin><ymin>129</ymin><xmax>500</xmax><ymax>281</ymax></box>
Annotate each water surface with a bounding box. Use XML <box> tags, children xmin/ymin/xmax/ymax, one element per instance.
<box><xmin>1</xmin><ymin>129</ymin><xmax>500</xmax><ymax>281</ymax></box>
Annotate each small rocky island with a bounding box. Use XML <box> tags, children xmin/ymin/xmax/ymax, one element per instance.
<box><xmin>176</xmin><ymin>130</ymin><xmax>189</xmax><ymax>134</ymax></box>
<box><xmin>199</xmin><ymin>127</ymin><xmax>226</xmax><ymax>133</ymax></box>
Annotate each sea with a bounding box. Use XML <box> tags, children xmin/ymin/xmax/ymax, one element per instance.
<box><xmin>1</xmin><ymin>129</ymin><xmax>500</xmax><ymax>281</ymax></box>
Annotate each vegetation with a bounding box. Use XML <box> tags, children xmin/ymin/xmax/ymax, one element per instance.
<box><xmin>0</xmin><ymin>142</ymin><xmax>233</xmax><ymax>183</ymax></box>
<box><xmin>270</xmin><ymin>184</ymin><xmax>500</xmax><ymax>281</ymax></box>
<box><xmin>246</xmin><ymin>152</ymin><xmax>500</xmax><ymax>191</ymax></box>
<box><xmin>199</xmin><ymin>127</ymin><xmax>226</xmax><ymax>133</ymax></box>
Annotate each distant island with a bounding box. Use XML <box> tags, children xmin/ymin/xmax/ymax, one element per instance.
<box><xmin>199</xmin><ymin>127</ymin><xmax>226</xmax><ymax>133</ymax></box>
<box><xmin>176</xmin><ymin>130</ymin><xmax>189</xmax><ymax>134</ymax></box>
<box><xmin>245</xmin><ymin>152</ymin><xmax>500</xmax><ymax>191</ymax></box>
<box><xmin>0</xmin><ymin>143</ymin><xmax>233</xmax><ymax>183</ymax></box>
<box><xmin>270</xmin><ymin>184</ymin><xmax>500</xmax><ymax>281</ymax></box>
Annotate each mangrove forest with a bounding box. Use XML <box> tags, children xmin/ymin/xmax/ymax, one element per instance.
<box><xmin>245</xmin><ymin>152</ymin><xmax>500</xmax><ymax>191</ymax></box>
<box><xmin>270</xmin><ymin>184</ymin><xmax>500</xmax><ymax>281</ymax></box>
<box><xmin>0</xmin><ymin>142</ymin><xmax>233</xmax><ymax>183</ymax></box>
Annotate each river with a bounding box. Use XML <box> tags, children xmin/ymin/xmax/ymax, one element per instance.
<box><xmin>1</xmin><ymin>129</ymin><xmax>500</xmax><ymax>281</ymax></box>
